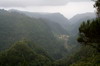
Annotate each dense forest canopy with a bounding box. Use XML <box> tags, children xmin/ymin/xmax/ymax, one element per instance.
<box><xmin>0</xmin><ymin>0</ymin><xmax>100</xmax><ymax>66</ymax></box>
<box><xmin>77</xmin><ymin>0</ymin><xmax>100</xmax><ymax>52</ymax></box>
<box><xmin>0</xmin><ymin>9</ymin><xmax>69</xmax><ymax>60</ymax></box>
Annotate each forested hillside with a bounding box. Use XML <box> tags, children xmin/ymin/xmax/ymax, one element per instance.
<box><xmin>0</xmin><ymin>41</ymin><xmax>52</xmax><ymax>66</ymax></box>
<box><xmin>9</xmin><ymin>9</ymin><xmax>70</xmax><ymax>30</ymax></box>
<box><xmin>0</xmin><ymin>9</ymin><xmax>68</xmax><ymax>60</ymax></box>
<box><xmin>0</xmin><ymin>0</ymin><xmax>100</xmax><ymax>65</ymax></box>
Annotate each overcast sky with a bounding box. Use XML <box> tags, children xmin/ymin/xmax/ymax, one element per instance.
<box><xmin>0</xmin><ymin>0</ymin><xmax>95</xmax><ymax>19</ymax></box>
<box><xmin>0</xmin><ymin>0</ymin><xmax>91</xmax><ymax>7</ymax></box>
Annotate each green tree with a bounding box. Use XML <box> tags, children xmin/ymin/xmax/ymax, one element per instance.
<box><xmin>94</xmin><ymin>0</ymin><xmax>100</xmax><ymax>17</ymax></box>
<box><xmin>77</xmin><ymin>19</ymin><xmax>100</xmax><ymax>52</ymax></box>
<box><xmin>77</xmin><ymin>0</ymin><xmax>100</xmax><ymax>52</ymax></box>
<box><xmin>0</xmin><ymin>41</ymin><xmax>52</xmax><ymax>66</ymax></box>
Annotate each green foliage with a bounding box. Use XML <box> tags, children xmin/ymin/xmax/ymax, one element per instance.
<box><xmin>77</xmin><ymin>18</ymin><xmax>100</xmax><ymax>52</ymax></box>
<box><xmin>0</xmin><ymin>9</ymin><xmax>68</xmax><ymax>59</ymax></box>
<box><xmin>70</xmin><ymin>54</ymin><xmax>100</xmax><ymax>66</ymax></box>
<box><xmin>75</xmin><ymin>2</ymin><xmax>100</xmax><ymax>65</ymax></box>
<box><xmin>94</xmin><ymin>0</ymin><xmax>100</xmax><ymax>17</ymax></box>
<box><xmin>1</xmin><ymin>7</ymin><xmax>100</xmax><ymax>66</ymax></box>
<box><xmin>54</xmin><ymin>45</ymin><xmax>98</xmax><ymax>66</ymax></box>
<box><xmin>0</xmin><ymin>41</ymin><xmax>52</xmax><ymax>66</ymax></box>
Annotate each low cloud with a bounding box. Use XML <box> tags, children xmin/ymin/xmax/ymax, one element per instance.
<box><xmin>0</xmin><ymin>0</ymin><xmax>91</xmax><ymax>7</ymax></box>
<box><xmin>69</xmin><ymin>0</ymin><xmax>91</xmax><ymax>2</ymax></box>
<box><xmin>0</xmin><ymin>0</ymin><xmax>67</xmax><ymax>7</ymax></box>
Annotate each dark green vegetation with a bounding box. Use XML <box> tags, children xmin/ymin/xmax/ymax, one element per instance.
<box><xmin>0</xmin><ymin>41</ymin><xmax>52</xmax><ymax>66</ymax></box>
<box><xmin>0</xmin><ymin>9</ymin><xmax>68</xmax><ymax>60</ymax></box>
<box><xmin>0</xmin><ymin>1</ymin><xmax>100</xmax><ymax>65</ymax></box>
<box><xmin>52</xmin><ymin>17</ymin><xmax>100</xmax><ymax>66</ymax></box>
<box><xmin>78</xmin><ymin>19</ymin><xmax>100</xmax><ymax>52</ymax></box>
<box><xmin>70</xmin><ymin>18</ymin><xmax>100</xmax><ymax>66</ymax></box>
<box><xmin>9</xmin><ymin>9</ymin><xmax>70</xmax><ymax>30</ymax></box>
<box><xmin>70</xmin><ymin>0</ymin><xmax>100</xmax><ymax>65</ymax></box>
<box><xmin>94</xmin><ymin>0</ymin><xmax>100</xmax><ymax>17</ymax></box>
<box><xmin>54</xmin><ymin>46</ymin><xmax>100</xmax><ymax>66</ymax></box>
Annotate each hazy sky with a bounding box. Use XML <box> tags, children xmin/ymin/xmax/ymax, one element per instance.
<box><xmin>0</xmin><ymin>0</ymin><xmax>91</xmax><ymax>7</ymax></box>
<box><xmin>0</xmin><ymin>0</ymin><xmax>95</xmax><ymax>19</ymax></box>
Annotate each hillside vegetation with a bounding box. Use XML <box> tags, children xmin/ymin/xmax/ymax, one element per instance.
<box><xmin>0</xmin><ymin>1</ymin><xmax>100</xmax><ymax>65</ymax></box>
<box><xmin>0</xmin><ymin>9</ymin><xmax>68</xmax><ymax>60</ymax></box>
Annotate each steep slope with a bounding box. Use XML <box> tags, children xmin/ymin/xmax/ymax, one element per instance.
<box><xmin>69</xmin><ymin>12</ymin><xmax>96</xmax><ymax>36</ymax></box>
<box><xmin>67</xmin><ymin>13</ymin><xmax>96</xmax><ymax>46</ymax></box>
<box><xmin>41</xmin><ymin>19</ymin><xmax>69</xmax><ymax>35</ymax></box>
<box><xmin>70</xmin><ymin>12</ymin><xmax>96</xmax><ymax>24</ymax></box>
<box><xmin>55</xmin><ymin>46</ymin><xmax>99</xmax><ymax>66</ymax></box>
<box><xmin>70</xmin><ymin>55</ymin><xmax>100</xmax><ymax>66</ymax></box>
<box><xmin>0</xmin><ymin>41</ymin><xmax>52</xmax><ymax>66</ymax></box>
<box><xmin>9</xmin><ymin>9</ymin><xmax>70</xmax><ymax>30</ymax></box>
<box><xmin>0</xmin><ymin>9</ymin><xmax>68</xmax><ymax>59</ymax></box>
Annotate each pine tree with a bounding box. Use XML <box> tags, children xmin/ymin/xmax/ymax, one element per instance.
<box><xmin>94</xmin><ymin>0</ymin><xmax>100</xmax><ymax>17</ymax></box>
<box><xmin>77</xmin><ymin>0</ymin><xmax>100</xmax><ymax>52</ymax></box>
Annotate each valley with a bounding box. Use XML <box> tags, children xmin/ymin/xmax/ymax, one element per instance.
<box><xmin>0</xmin><ymin>9</ymin><xmax>99</xmax><ymax>66</ymax></box>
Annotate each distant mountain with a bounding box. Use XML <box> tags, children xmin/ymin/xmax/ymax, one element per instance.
<box><xmin>0</xmin><ymin>9</ymin><xmax>68</xmax><ymax>59</ymax></box>
<box><xmin>69</xmin><ymin>12</ymin><xmax>96</xmax><ymax>36</ymax></box>
<box><xmin>66</xmin><ymin>12</ymin><xmax>96</xmax><ymax>46</ymax></box>
<box><xmin>9</xmin><ymin>9</ymin><xmax>70</xmax><ymax>30</ymax></box>
<box><xmin>70</xmin><ymin>12</ymin><xmax>96</xmax><ymax>25</ymax></box>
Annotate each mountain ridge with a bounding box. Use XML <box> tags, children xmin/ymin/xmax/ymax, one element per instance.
<box><xmin>9</xmin><ymin>9</ymin><xmax>70</xmax><ymax>30</ymax></box>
